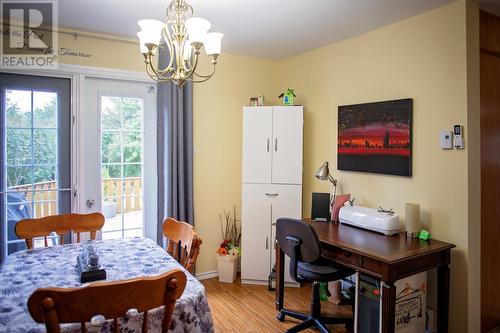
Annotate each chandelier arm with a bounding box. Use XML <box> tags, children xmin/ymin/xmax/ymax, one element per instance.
<box><xmin>183</xmin><ymin>51</ymin><xmax>200</xmax><ymax>74</ymax></box>
<box><xmin>188</xmin><ymin>73</ymin><xmax>215</xmax><ymax>83</ymax></box>
<box><xmin>182</xmin><ymin>50</ymin><xmax>200</xmax><ymax>80</ymax></box>
<box><xmin>146</xmin><ymin>62</ymin><xmax>165</xmax><ymax>81</ymax></box>
<box><xmin>155</xmin><ymin>29</ymin><xmax>175</xmax><ymax>74</ymax></box>
<box><xmin>165</xmin><ymin>27</ymin><xmax>176</xmax><ymax>71</ymax></box>
<box><xmin>192</xmin><ymin>62</ymin><xmax>216</xmax><ymax>78</ymax></box>
<box><xmin>147</xmin><ymin>48</ymin><xmax>175</xmax><ymax>77</ymax></box>
<box><xmin>174</xmin><ymin>39</ymin><xmax>185</xmax><ymax>76</ymax></box>
<box><xmin>146</xmin><ymin>61</ymin><xmax>176</xmax><ymax>82</ymax></box>
<box><xmin>183</xmin><ymin>51</ymin><xmax>195</xmax><ymax>72</ymax></box>
<box><xmin>146</xmin><ymin>55</ymin><xmax>164</xmax><ymax>78</ymax></box>
<box><xmin>145</xmin><ymin>63</ymin><xmax>160</xmax><ymax>81</ymax></box>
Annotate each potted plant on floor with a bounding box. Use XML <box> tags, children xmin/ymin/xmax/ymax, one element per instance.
<box><xmin>216</xmin><ymin>207</ymin><xmax>241</xmax><ymax>283</ymax></box>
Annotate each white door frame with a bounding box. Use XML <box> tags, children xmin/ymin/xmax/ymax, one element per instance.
<box><xmin>84</xmin><ymin>77</ymin><xmax>157</xmax><ymax>240</ymax></box>
<box><xmin>0</xmin><ymin>63</ymin><xmax>154</xmax><ymax>220</ymax></box>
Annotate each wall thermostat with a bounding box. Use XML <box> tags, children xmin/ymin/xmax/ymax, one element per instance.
<box><xmin>454</xmin><ymin>125</ymin><xmax>464</xmax><ymax>149</ymax></box>
<box><xmin>440</xmin><ymin>130</ymin><xmax>453</xmax><ymax>149</ymax></box>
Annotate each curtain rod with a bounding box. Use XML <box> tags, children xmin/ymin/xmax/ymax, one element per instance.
<box><xmin>61</xmin><ymin>30</ymin><xmax>138</xmax><ymax>45</ymax></box>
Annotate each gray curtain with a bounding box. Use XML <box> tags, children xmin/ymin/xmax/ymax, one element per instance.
<box><xmin>157</xmin><ymin>46</ymin><xmax>195</xmax><ymax>245</ymax></box>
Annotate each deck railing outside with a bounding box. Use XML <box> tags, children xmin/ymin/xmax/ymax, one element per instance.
<box><xmin>101</xmin><ymin>177</ymin><xmax>142</xmax><ymax>213</ymax></box>
<box><xmin>9</xmin><ymin>180</ymin><xmax>58</xmax><ymax>218</ymax></box>
<box><xmin>9</xmin><ymin>177</ymin><xmax>142</xmax><ymax>218</ymax></box>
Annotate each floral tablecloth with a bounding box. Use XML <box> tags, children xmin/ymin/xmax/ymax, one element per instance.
<box><xmin>0</xmin><ymin>237</ymin><xmax>214</xmax><ymax>333</ymax></box>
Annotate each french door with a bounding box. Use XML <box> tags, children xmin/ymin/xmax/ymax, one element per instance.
<box><xmin>81</xmin><ymin>78</ymin><xmax>157</xmax><ymax>241</ymax></box>
<box><xmin>0</xmin><ymin>73</ymin><xmax>71</xmax><ymax>260</ymax></box>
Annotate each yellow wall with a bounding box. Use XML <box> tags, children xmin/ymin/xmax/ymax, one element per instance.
<box><xmin>51</xmin><ymin>2</ymin><xmax>475</xmax><ymax>330</ymax></box>
<box><xmin>268</xmin><ymin>2</ymin><xmax>471</xmax><ymax>331</ymax></box>
<box><xmin>192</xmin><ymin>55</ymin><xmax>277</xmax><ymax>274</ymax></box>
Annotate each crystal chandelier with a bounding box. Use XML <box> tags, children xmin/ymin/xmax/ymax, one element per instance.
<box><xmin>137</xmin><ymin>0</ymin><xmax>223</xmax><ymax>86</ymax></box>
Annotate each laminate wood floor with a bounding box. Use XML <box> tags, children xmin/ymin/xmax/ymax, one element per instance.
<box><xmin>202</xmin><ymin>276</ymin><xmax>352</xmax><ymax>333</ymax></box>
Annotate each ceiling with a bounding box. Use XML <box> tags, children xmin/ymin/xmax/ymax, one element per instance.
<box><xmin>59</xmin><ymin>0</ymin><xmax>457</xmax><ymax>59</ymax></box>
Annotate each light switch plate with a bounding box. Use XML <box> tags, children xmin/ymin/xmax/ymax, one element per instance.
<box><xmin>440</xmin><ymin>130</ymin><xmax>453</xmax><ymax>149</ymax></box>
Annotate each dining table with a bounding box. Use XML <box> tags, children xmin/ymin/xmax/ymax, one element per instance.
<box><xmin>0</xmin><ymin>237</ymin><xmax>214</xmax><ymax>333</ymax></box>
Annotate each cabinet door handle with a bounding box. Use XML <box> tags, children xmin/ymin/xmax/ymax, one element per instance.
<box><xmin>275</xmin><ymin>138</ymin><xmax>278</xmax><ymax>151</ymax></box>
<box><xmin>267</xmin><ymin>138</ymin><xmax>270</xmax><ymax>152</ymax></box>
<box><xmin>266</xmin><ymin>236</ymin><xmax>269</xmax><ymax>250</ymax></box>
<box><xmin>265</xmin><ymin>193</ymin><xmax>279</xmax><ymax>197</ymax></box>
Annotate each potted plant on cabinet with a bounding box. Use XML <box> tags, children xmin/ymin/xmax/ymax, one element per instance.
<box><xmin>216</xmin><ymin>207</ymin><xmax>241</xmax><ymax>283</ymax></box>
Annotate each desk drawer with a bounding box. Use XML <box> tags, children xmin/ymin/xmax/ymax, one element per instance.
<box><xmin>361</xmin><ymin>257</ymin><xmax>383</xmax><ymax>273</ymax></box>
<box><xmin>324</xmin><ymin>248</ymin><xmax>362</xmax><ymax>267</ymax></box>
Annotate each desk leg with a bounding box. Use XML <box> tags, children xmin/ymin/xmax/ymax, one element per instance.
<box><xmin>381</xmin><ymin>282</ymin><xmax>396</xmax><ymax>333</ymax></box>
<box><xmin>275</xmin><ymin>246</ymin><xmax>285</xmax><ymax>311</ymax></box>
<box><xmin>437</xmin><ymin>264</ymin><xmax>450</xmax><ymax>333</ymax></box>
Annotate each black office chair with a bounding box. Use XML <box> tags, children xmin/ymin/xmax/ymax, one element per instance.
<box><xmin>276</xmin><ymin>218</ymin><xmax>355</xmax><ymax>333</ymax></box>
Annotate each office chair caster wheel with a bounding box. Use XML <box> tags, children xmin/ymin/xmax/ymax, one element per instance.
<box><xmin>277</xmin><ymin>312</ymin><xmax>285</xmax><ymax>322</ymax></box>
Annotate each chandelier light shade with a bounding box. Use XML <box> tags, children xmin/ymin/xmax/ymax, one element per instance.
<box><xmin>137</xmin><ymin>0</ymin><xmax>223</xmax><ymax>86</ymax></box>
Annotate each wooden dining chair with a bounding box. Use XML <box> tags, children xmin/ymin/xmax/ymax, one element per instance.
<box><xmin>15</xmin><ymin>213</ymin><xmax>105</xmax><ymax>249</ymax></box>
<box><xmin>28</xmin><ymin>269</ymin><xmax>187</xmax><ymax>333</ymax></box>
<box><xmin>162</xmin><ymin>218</ymin><xmax>203</xmax><ymax>273</ymax></box>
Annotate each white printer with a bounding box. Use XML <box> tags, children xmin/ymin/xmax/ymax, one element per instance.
<box><xmin>338</xmin><ymin>205</ymin><xmax>400</xmax><ymax>235</ymax></box>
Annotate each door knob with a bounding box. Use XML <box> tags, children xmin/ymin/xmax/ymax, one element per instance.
<box><xmin>86</xmin><ymin>198</ymin><xmax>95</xmax><ymax>208</ymax></box>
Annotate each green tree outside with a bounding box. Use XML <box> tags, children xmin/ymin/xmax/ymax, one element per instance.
<box><xmin>6</xmin><ymin>93</ymin><xmax>143</xmax><ymax>189</ymax></box>
<box><xmin>6</xmin><ymin>93</ymin><xmax>56</xmax><ymax>187</ymax></box>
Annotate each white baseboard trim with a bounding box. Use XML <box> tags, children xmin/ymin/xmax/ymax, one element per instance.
<box><xmin>195</xmin><ymin>270</ymin><xmax>218</xmax><ymax>280</ymax></box>
<box><xmin>195</xmin><ymin>267</ymin><xmax>240</xmax><ymax>280</ymax></box>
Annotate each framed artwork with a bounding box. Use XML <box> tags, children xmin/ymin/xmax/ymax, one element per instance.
<box><xmin>338</xmin><ymin>98</ymin><xmax>413</xmax><ymax>177</ymax></box>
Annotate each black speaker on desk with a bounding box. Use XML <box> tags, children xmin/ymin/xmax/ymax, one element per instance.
<box><xmin>311</xmin><ymin>192</ymin><xmax>330</xmax><ymax>221</ymax></box>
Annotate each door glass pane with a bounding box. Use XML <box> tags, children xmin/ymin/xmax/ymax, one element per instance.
<box><xmin>6</xmin><ymin>166</ymin><xmax>32</xmax><ymax>187</ymax></box>
<box><xmin>2</xmin><ymin>84</ymin><xmax>69</xmax><ymax>256</ymax></box>
<box><xmin>33</xmin><ymin>165</ymin><xmax>56</xmax><ymax>184</ymax></box>
<box><xmin>100</xmin><ymin>96</ymin><xmax>144</xmax><ymax>240</ymax></box>
<box><xmin>101</xmin><ymin>132</ymin><xmax>121</xmax><ymax>163</ymax></box>
<box><xmin>6</xmin><ymin>90</ymin><xmax>31</xmax><ymax>128</ymax></box>
<box><xmin>101</xmin><ymin>96</ymin><xmax>122</xmax><ymax>129</ymax></box>
<box><xmin>6</xmin><ymin>129</ymin><xmax>31</xmax><ymax>165</ymax></box>
<box><xmin>123</xmin><ymin>97</ymin><xmax>142</xmax><ymax>129</ymax></box>
<box><xmin>124</xmin><ymin>164</ymin><xmax>141</xmax><ymax>178</ymax></box>
<box><xmin>33</xmin><ymin>91</ymin><xmax>57</xmax><ymax>128</ymax></box>
<box><xmin>123</xmin><ymin>132</ymin><xmax>141</xmax><ymax>163</ymax></box>
<box><xmin>33</xmin><ymin>129</ymin><xmax>57</xmax><ymax>164</ymax></box>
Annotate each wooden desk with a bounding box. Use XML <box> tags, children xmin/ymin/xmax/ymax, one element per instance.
<box><xmin>275</xmin><ymin>220</ymin><xmax>456</xmax><ymax>333</ymax></box>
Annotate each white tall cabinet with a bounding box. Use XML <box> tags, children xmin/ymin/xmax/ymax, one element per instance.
<box><xmin>241</xmin><ymin>106</ymin><xmax>303</xmax><ymax>284</ymax></box>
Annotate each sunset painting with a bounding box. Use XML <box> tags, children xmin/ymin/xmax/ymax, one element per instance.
<box><xmin>338</xmin><ymin>99</ymin><xmax>412</xmax><ymax>176</ymax></box>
